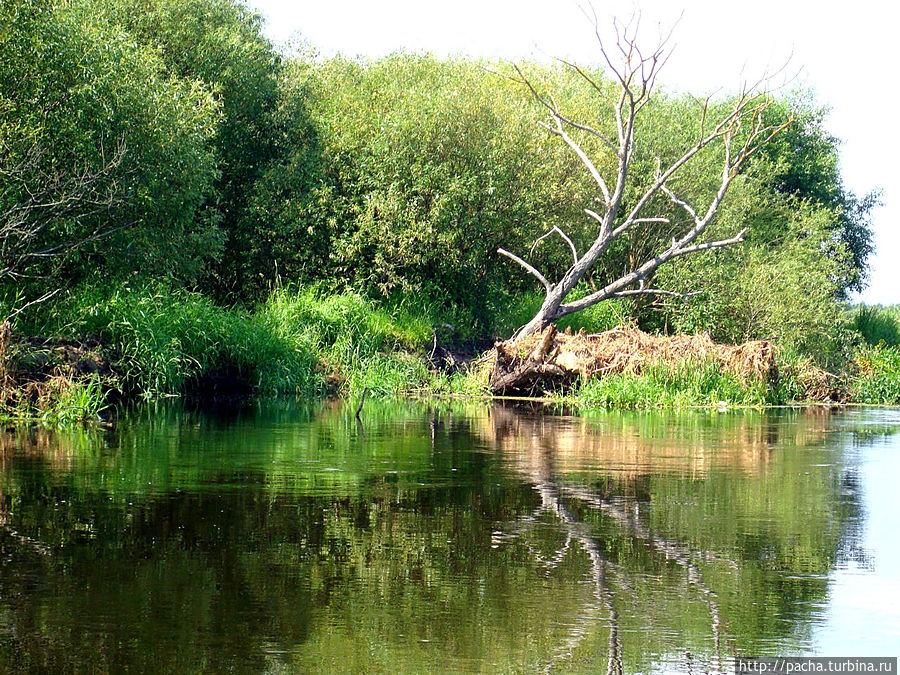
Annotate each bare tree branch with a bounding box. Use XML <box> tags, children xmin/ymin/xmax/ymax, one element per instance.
<box><xmin>660</xmin><ymin>183</ymin><xmax>700</xmax><ymax>225</ymax></box>
<box><xmin>671</xmin><ymin>228</ymin><xmax>749</xmax><ymax>258</ymax></box>
<box><xmin>4</xmin><ymin>287</ymin><xmax>61</xmax><ymax>322</ymax></box>
<box><xmin>530</xmin><ymin>225</ymin><xmax>580</xmax><ymax>264</ymax></box>
<box><xmin>537</xmin><ymin>119</ymin><xmax>612</xmax><ymax>205</ymax></box>
<box><xmin>498</xmin><ymin>247</ymin><xmax>552</xmax><ymax>293</ymax></box>
<box><xmin>496</xmin><ymin>15</ymin><xmax>794</xmax><ymax>339</ymax></box>
<box><xmin>1</xmin><ymin>136</ymin><xmax>135</xmax><ymax>280</ymax></box>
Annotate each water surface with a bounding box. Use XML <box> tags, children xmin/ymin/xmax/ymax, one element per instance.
<box><xmin>0</xmin><ymin>401</ymin><xmax>897</xmax><ymax>673</ymax></box>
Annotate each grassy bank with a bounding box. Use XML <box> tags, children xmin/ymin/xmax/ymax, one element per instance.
<box><xmin>3</xmin><ymin>286</ymin><xmax>900</xmax><ymax>423</ymax></box>
<box><xmin>1</xmin><ymin>284</ymin><xmax>470</xmax><ymax>422</ymax></box>
<box><xmin>851</xmin><ymin>345</ymin><xmax>900</xmax><ymax>404</ymax></box>
<box><xmin>845</xmin><ymin>304</ymin><xmax>900</xmax><ymax>405</ymax></box>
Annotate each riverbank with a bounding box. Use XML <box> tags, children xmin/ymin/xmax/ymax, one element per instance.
<box><xmin>0</xmin><ymin>284</ymin><xmax>457</xmax><ymax>423</ymax></box>
<box><xmin>2</xmin><ymin>285</ymin><xmax>899</xmax><ymax>424</ymax></box>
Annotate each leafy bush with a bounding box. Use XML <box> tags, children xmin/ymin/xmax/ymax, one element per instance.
<box><xmin>246</xmin><ymin>54</ymin><xmax>596</xmax><ymax>331</ymax></box>
<box><xmin>0</xmin><ymin>0</ymin><xmax>221</xmax><ymax>288</ymax></box>
<box><xmin>658</xmin><ymin>203</ymin><xmax>853</xmax><ymax>367</ymax></box>
<box><xmin>88</xmin><ymin>0</ymin><xmax>285</xmax><ymax>298</ymax></box>
<box><xmin>851</xmin><ymin>345</ymin><xmax>900</xmax><ymax>404</ymax></box>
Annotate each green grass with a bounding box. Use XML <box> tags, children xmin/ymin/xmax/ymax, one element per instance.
<box><xmin>62</xmin><ymin>285</ymin><xmax>315</xmax><ymax>398</ymax></box>
<box><xmin>851</xmin><ymin>304</ymin><xmax>900</xmax><ymax>347</ymax></box>
<box><xmin>0</xmin><ymin>373</ymin><xmax>108</xmax><ymax>425</ymax></box>
<box><xmin>562</xmin><ymin>359</ymin><xmax>775</xmax><ymax>409</ymax></box>
<box><xmin>10</xmin><ymin>283</ymin><xmax>898</xmax><ymax>420</ymax></box>
<box><xmin>259</xmin><ymin>287</ymin><xmax>434</xmax><ymax>395</ymax></box>
<box><xmin>28</xmin><ymin>283</ymin><xmax>439</xmax><ymax>401</ymax></box>
<box><xmin>43</xmin><ymin>375</ymin><xmax>108</xmax><ymax>424</ymax></box>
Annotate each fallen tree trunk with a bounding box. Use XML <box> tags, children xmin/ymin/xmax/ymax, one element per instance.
<box><xmin>489</xmin><ymin>324</ymin><xmax>777</xmax><ymax>397</ymax></box>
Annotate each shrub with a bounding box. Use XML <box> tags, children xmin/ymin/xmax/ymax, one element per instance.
<box><xmin>0</xmin><ymin>0</ymin><xmax>221</xmax><ymax>287</ymax></box>
<box><xmin>851</xmin><ymin>345</ymin><xmax>900</xmax><ymax>404</ymax></box>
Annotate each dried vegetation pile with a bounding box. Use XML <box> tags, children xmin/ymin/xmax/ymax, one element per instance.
<box><xmin>783</xmin><ymin>358</ymin><xmax>846</xmax><ymax>403</ymax></box>
<box><xmin>488</xmin><ymin>324</ymin><xmax>777</xmax><ymax>396</ymax></box>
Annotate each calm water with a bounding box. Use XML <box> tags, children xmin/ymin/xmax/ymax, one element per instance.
<box><xmin>0</xmin><ymin>401</ymin><xmax>898</xmax><ymax>673</ymax></box>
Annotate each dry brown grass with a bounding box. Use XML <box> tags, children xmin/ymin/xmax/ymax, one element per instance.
<box><xmin>496</xmin><ymin>324</ymin><xmax>776</xmax><ymax>385</ymax></box>
<box><xmin>783</xmin><ymin>357</ymin><xmax>847</xmax><ymax>403</ymax></box>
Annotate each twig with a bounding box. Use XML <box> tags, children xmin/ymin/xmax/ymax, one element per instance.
<box><xmin>5</xmin><ymin>288</ymin><xmax>61</xmax><ymax>321</ymax></box>
<box><xmin>355</xmin><ymin>388</ymin><xmax>368</xmax><ymax>420</ymax></box>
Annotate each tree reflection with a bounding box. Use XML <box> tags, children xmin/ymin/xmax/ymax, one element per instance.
<box><xmin>480</xmin><ymin>404</ymin><xmax>869</xmax><ymax>672</ymax></box>
<box><xmin>0</xmin><ymin>401</ymin><xmax>874</xmax><ymax>673</ymax></box>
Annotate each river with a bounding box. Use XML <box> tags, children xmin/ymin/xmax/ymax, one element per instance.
<box><xmin>0</xmin><ymin>401</ymin><xmax>897</xmax><ymax>672</ymax></box>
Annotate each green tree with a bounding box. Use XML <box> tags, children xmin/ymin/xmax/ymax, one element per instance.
<box><xmin>746</xmin><ymin>100</ymin><xmax>877</xmax><ymax>295</ymax></box>
<box><xmin>256</xmin><ymin>53</ymin><xmax>590</xmax><ymax>328</ymax></box>
<box><xmin>90</xmin><ymin>0</ymin><xmax>285</xmax><ymax>299</ymax></box>
<box><xmin>659</xmin><ymin>203</ymin><xmax>851</xmax><ymax>363</ymax></box>
<box><xmin>230</xmin><ymin>55</ymin><xmax>331</xmax><ymax>299</ymax></box>
<box><xmin>0</xmin><ymin>0</ymin><xmax>221</xmax><ymax>294</ymax></box>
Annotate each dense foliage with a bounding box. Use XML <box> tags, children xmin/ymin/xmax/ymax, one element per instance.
<box><xmin>1</xmin><ymin>0</ymin><xmax>892</xmax><ymax>411</ymax></box>
<box><xmin>242</xmin><ymin>55</ymin><xmax>596</xmax><ymax>327</ymax></box>
<box><xmin>0</xmin><ymin>0</ymin><xmax>221</xmax><ymax>284</ymax></box>
<box><xmin>90</xmin><ymin>0</ymin><xmax>285</xmax><ymax>297</ymax></box>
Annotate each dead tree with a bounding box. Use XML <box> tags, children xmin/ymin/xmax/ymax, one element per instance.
<box><xmin>499</xmin><ymin>17</ymin><xmax>794</xmax><ymax>340</ymax></box>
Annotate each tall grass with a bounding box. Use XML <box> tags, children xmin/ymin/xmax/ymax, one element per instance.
<box><xmin>0</xmin><ymin>373</ymin><xmax>108</xmax><ymax>425</ymax></box>
<box><xmin>34</xmin><ymin>283</ymin><xmax>437</xmax><ymax>400</ymax></box>
<box><xmin>846</xmin><ymin>306</ymin><xmax>900</xmax><ymax>405</ymax></box>
<box><xmin>42</xmin><ymin>375</ymin><xmax>108</xmax><ymax>425</ymax></box>
<box><xmin>64</xmin><ymin>285</ymin><xmax>318</xmax><ymax>398</ymax></box>
<box><xmin>16</xmin><ymin>282</ymin><xmax>893</xmax><ymax>414</ymax></box>
<box><xmin>260</xmin><ymin>287</ymin><xmax>433</xmax><ymax>396</ymax></box>
<box><xmin>851</xmin><ymin>305</ymin><xmax>900</xmax><ymax>347</ymax></box>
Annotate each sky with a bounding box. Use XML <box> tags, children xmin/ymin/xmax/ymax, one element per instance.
<box><xmin>246</xmin><ymin>0</ymin><xmax>898</xmax><ymax>304</ymax></box>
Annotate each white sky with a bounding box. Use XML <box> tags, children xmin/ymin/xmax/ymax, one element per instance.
<box><xmin>247</xmin><ymin>0</ymin><xmax>898</xmax><ymax>304</ymax></box>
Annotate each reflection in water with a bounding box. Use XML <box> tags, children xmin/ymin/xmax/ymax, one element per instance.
<box><xmin>479</xmin><ymin>405</ymin><xmax>871</xmax><ymax>672</ymax></box>
<box><xmin>0</xmin><ymin>401</ymin><xmax>892</xmax><ymax>673</ymax></box>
